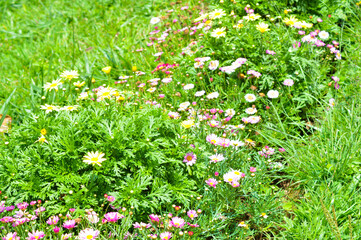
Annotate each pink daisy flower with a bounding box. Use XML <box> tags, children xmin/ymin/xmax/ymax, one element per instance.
<box><xmin>170</xmin><ymin>217</ymin><xmax>185</xmax><ymax>228</ymax></box>
<box><xmin>3</xmin><ymin>232</ymin><xmax>20</xmax><ymax>240</ymax></box>
<box><xmin>46</xmin><ymin>216</ymin><xmax>59</xmax><ymax>225</ymax></box>
<box><xmin>187</xmin><ymin>210</ymin><xmax>198</xmax><ymax>220</ymax></box>
<box><xmin>205</xmin><ymin>178</ymin><xmax>218</xmax><ymax>188</ymax></box>
<box><xmin>149</xmin><ymin>214</ymin><xmax>160</xmax><ymax>223</ymax></box>
<box><xmin>16</xmin><ymin>202</ymin><xmax>29</xmax><ymax>210</ymax></box>
<box><xmin>160</xmin><ymin>232</ymin><xmax>172</xmax><ymax>240</ymax></box>
<box><xmin>107</xmin><ymin>196</ymin><xmax>115</xmax><ymax>202</ymax></box>
<box><xmin>206</xmin><ymin>134</ymin><xmax>219</xmax><ymax>145</ymax></box>
<box><xmin>27</xmin><ymin>230</ymin><xmax>45</xmax><ymax>240</ymax></box>
<box><xmin>247</xmin><ymin>70</ymin><xmax>262</xmax><ymax>78</ymax></box>
<box><xmin>217</xmin><ymin>138</ymin><xmax>231</xmax><ymax>147</ymax></box>
<box><xmin>187</xmin><ymin>222</ymin><xmax>200</xmax><ymax>227</ymax></box>
<box><xmin>104</xmin><ymin>212</ymin><xmax>124</xmax><ymax>222</ymax></box>
<box><xmin>283</xmin><ymin>79</ymin><xmax>294</xmax><ymax>86</ymax></box>
<box><xmin>63</xmin><ymin>220</ymin><xmax>76</xmax><ymax>229</ymax></box>
<box><xmin>231</xmin><ymin>181</ymin><xmax>240</xmax><ymax>187</ymax></box>
<box><xmin>183</xmin><ymin>152</ymin><xmax>197</xmax><ymax>166</ymax></box>
<box><xmin>266</xmin><ymin>50</ymin><xmax>276</xmax><ymax>55</ymax></box>
<box><xmin>0</xmin><ymin>216</ymin><xmax>14</xmax><ymax>223</ymax></box>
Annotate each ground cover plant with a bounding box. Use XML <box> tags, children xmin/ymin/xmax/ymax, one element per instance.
<box><xmin>1</xmin><ymin>0</ymin><xmax>361</xmax><ymax>239</ymax></box>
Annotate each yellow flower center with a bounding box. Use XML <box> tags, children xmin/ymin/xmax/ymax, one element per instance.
<box><xmin>209</xmin><ymin>182</ymin><xmax>214</xmax><ymax>186</ymax></box>
<box><xmin>228</xmin><ymin>178</ymin><xmax>233</xmax><ymax>182</ymax></box>
<box><xmin>87</xmin><ymin>235</ymin><xmax>93</xmax><ymax>239</ymax></box>
<box><xmin>91</xmin><ymin>157</ymin><xmax>99</xmax><ymax>162</ymax></box>
<box><xmin>259</xmin><ymin>28</ymin><xmax>267</xmax><ymax>33</ymax></box>
<box><xmin>50</xmin><ymin>83</ymin><xmax>57</xmax><ymax>88</ymax></box>
<box><xmin>186</xmin><ymin>156</ymin><xmax>193</xmax><ymax>161</ymax></box>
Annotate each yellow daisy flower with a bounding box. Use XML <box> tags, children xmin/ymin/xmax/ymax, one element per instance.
<box><xmin>256</xmin><ymin>22</ymin><xmax>270</xmax><ymax>33</ymax></box>
<box><xmin>102</xmin><ymin>66</ymin><xmax>112</xmax><ymax>74</ymax></box>
<box><xmin>60</xmin><ymin>70</ymin><xmax>79</xmax><ymax>81</ymax></box>
<box><xmin>41</xmin><ymin>128</ymin><xmax>47</xmax><ymax>135</ymax></box>
<box><xmin>283</xmin><ymin>16</ymin><xmax>298</xmax><ymax>26</ymax></box>
<box><xmin>73</xmin><ymin>81</ymin><xmax>86</xmax><ymax>88</ymax></box>
<box><xmin>181</xmin><ymin>120</ymin><xmax>195</xmax><ymax>129</ymax></box>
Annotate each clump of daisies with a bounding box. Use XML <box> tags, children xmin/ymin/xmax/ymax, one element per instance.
<box><xmin>223</xmin><ymin>169</ymin><xmax>245</xmax><ymax>187</ymax></box>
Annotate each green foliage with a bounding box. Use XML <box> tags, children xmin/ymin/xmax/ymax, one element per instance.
<box><xmin>0</xmin><ymin>104</ymin><xmax>198</xmax><ymax>214</ymax></box>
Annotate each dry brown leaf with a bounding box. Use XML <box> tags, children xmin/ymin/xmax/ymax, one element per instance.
<box><xmin>0</xmin><ymin>115</ymin><xmax>12</xmax><ymax>133</ymax></box>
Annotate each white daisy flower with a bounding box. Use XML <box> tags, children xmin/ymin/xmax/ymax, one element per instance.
<box><xmin>150</xmin><ymin>17</ymin><xmax>161</xmax><ymax>24</ymax></box>
<box><xmin>267</xmin><ymin>90</ymin><xmax>279</xmax><ymax>99</ymax></box>
<box><xmin>245</xmin><ymin>107</ymin><xmax>257</xmax><ymax>115</ymax></box>
<box><xmin>244</xmin><ymin>94</ymin><xmax>256</xmax><ymax>102</ymax></box>
<box><xmin>195</xmin><ymin>90</ymin><xmax>205</xmax><ymax>97</ymax></box>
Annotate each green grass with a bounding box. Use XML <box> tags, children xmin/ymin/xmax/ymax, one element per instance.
<box><xmin>0</xmin><ymin>0</ymin><xmax>201</xmax><ymax>121</ymax></box>
<box><xmin>263</xmin><ymin>11</ymin><xmax>361</xmax><ymax>237</ymax></box>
